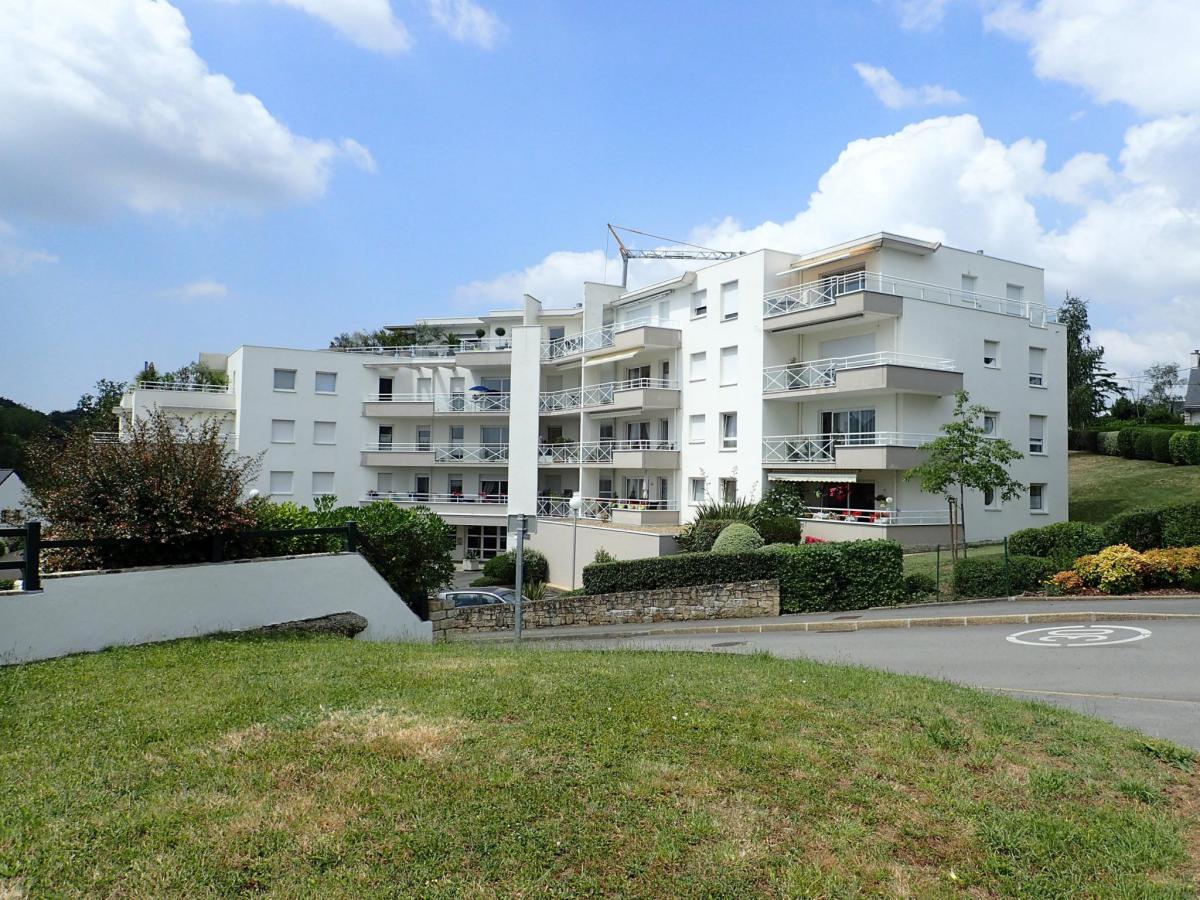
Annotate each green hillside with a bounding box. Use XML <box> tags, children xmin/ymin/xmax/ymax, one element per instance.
<box><xmin>1069</xmin><ymin>451</ymin><xmax>1200</xmax><ymax>523</ymax></box>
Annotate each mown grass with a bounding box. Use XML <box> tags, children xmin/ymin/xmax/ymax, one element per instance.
<box><xmin>903</xmin><ymin>542</ymin><xmax>1005</xmax><ymax>595</ymax></box>
<box><xmin>1070</xmin><ymin>451</ymin><xmax>1200</xmax><ymax>523</ymax></box>
<box><xmin>1</xmin><ymin>635</ymin><xmax>1197</xmax><ymax>897</ymax></box>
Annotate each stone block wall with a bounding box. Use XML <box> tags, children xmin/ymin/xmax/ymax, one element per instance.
<box><xmin>430</xmin><ymin>579</ymin><xmax>779</xmax><ymax>640</ymax></box>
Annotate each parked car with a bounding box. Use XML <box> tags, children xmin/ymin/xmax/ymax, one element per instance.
<box><xmin>437</xmin><ymin>587</ymin><xmax>526</xmax><ymax>608</ymax></box>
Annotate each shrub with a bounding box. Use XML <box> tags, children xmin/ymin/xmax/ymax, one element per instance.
<box><xmin>482</xmin><ymin>548</ymin><xmax>549</xmax><ymax>586</ymax></box>
<box><xmin>1162</xmin><ymin>503</ymin><xmax>1200</xmax><ymax>548</ymax></box>
<box><xmin>1045</xmin><ymin>570</ymin><xmax>1086</xmax><ymax>595</ymax></box>
<box><xmin>1008</xmin><ymin>521</ymin><xmax>1106</xmax><ymax>566</ymax></box>
<box><xmin>1151</xmin><ymin>430</ymin><xmax>1174</xmax><ymax>463</ymax></box>
<box><xmin>1168</xmin><ymin>432</ymin><xmax>1197</xmax><ymax>466</ymax></box>
<box><xmin>1103</xmin><ymin>508</ymin><xmax>1164</xmax><ymax>551</ymax></box>
<box><xmin>755</xmin><ymin>516</ymin><xmax>803</xmax><ymax>545</ymax></box>
<box><xmin>1074</xmin><ymin>544</ymin><xmax>1145</xmax><ymax>594</ymax></box>
<box><xmin>1184</xmin><ymin>433</ymin><xmax>1200</xmax><ymax>465</ymax></box>
<box><xmin>1133</xmin><ymin>429</ymin><xmax>1155</xmax><ymax>460</ymax></box>
<box><xmin>1117</xmin><ymin>428</ymin><xmax>1137</xmax><ymax>459</ymax></box>
<box><xmin>677</xmin><ymin>519</ymin><xmax>737</xmax><ymax>553</ymax></box>
<box><xmin>953</xmin><ymin>555</ymin><xmax>1056</xmax><ymax>598</ymax></box>
<box><xmin>692</xmin><ymin>498</ymin><xmax>759</xmax><ymax>522</ymax></box>
<box><xmin>838</xmin><ymin>540</ymin><xmax>905</xmax><ymax>607</ymax></box>
<box><xmin>469</xmin><ymin>576</ymin><xmax>497</xmax><ymax>587</ymax></box>
<box><xmin>904</xmin><ymin>572</ymin><xmax>938</xmax><ymax>599</ymax></box>
<box><xmin>592</xmin><ymin>547</ymin><xmax>615</xmax><ymax>564</ymax></box>
<box><xmin>755</xmin><ymin>483</ymin><xmax>808</xmax><ymax>521</ymax></box>
<box><xmin>582</xmin><ymin>552</ymin><xmax>778</xmax><ymax>596</ymax></box>
<box><xmin>759</xmin><ymin>543</ymin><xmax>847</xmax><ymax>613</ymax></box>
<box><xmin>711</xmin><ymin>523</ymin><xmax>765</xmax><ymax>554</ymax></box>
<box><xmin>1098</xmin><ymin>431</ymin><xmax>1121</xmax><ymax>456</ymax></box>
<box><xmin>524</xmin><ymin>581</ymin><xmax>550</xmax><ymax>603</ymax></box>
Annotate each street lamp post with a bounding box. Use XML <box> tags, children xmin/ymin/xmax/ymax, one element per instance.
<box><xmin>569</xmin><ymin>491</ymin><xmax>583</xmax><ymax>590</ymax></box>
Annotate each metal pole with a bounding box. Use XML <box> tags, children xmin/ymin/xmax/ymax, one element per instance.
<box><xmin>514</xmin><ymin>514</ymin><xmax>525</xmax><ymax>642</ymax></box>
<box><xmin>570</xmin><ymin>508</ymin><xmax>579</xmax><ymax>590</ymax></box>
<box><xmin>1004</xmin><ymin>536</ymin><xmax>1011</xmax><ymax>597</ymax></box>
<box><xmin>935</xmin><ymin>544</ymin><xmax>941</xmax><ymax>595</ymax></box>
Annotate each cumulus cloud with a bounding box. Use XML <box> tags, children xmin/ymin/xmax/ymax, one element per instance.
<box><xmin>893</xmin><ymin>0</ymin><xmax>953</xmax><ymax>30</ymax></box>
<box><xmin>0</xmin><ymin>220</ymin><xmax>56</xmax><ymax>275</ymax></box>
<box><xmin>266</xmin><ymin>0</ymin><xmax>411</xmax><ymax>53</ymax></box>
<box><xmin>164</xmin><ymin>280</ymin><xmax>230</xmax><ymax>301</ymax></box>
<box><xmin>0</xmin><ymin>0</ymin><xmax>372</xmax><ymax>219</ymax></box>
<box><xmin>428</xmin><ymin>0</ymin><xmax>507</xmax><ymax>48</ymax></box>
<box><xmin>853</xmin><ymin>63</ymin><xmax>965</xmax><ymax>109</ymax></box>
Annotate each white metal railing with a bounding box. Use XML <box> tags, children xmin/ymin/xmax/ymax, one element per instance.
<box><xmin>762</xmin><ymin>432</ymin><xmax>937</xmax><ymax>463</ymax></box>
<box><xmin>539</xmin><ymin>386</ymin><xmax>582</xmax><ymax>412</ymax></box>
<box><xmin>801</xmin><ymin>506</ymin><xmax>951</xmax><ymax>526</ymax></box>
<box><xmin>537</xmin><ymin>496</ymin><xmax>680</xmax><ymax>519</ymax></box>
<box><xmin>134</xmin><ymin>380</ymin><xmax>230</xmax><ymax>393</ymax></box>
<box><xmin>336</xmin><ymin>338</ymin><xmax>512</xmax><ymax>358</ymax></box>
<box><xmin>763</xmin><ymin>270</ymin><xmax>1060</xmax><ymax>325</ymax></box>
<box><xmin>539</xmin><ymin>378</ymin><xmax>679</xmax><ymax>411</ymax></box>
<box><xmin>762</xmin><ymin>352</ymin><xmax>956</xmax><ymax>393</ymax></box>
<box><xmin>366</xmin><ymin>491</ymin><xmax>508</xmax><ymax>505</ymax></box>
<box><xmin>433</xmin><ymin>393</ymin><xmax>511</xmax><ymax>413</ymax></box>
<box><xmin>92</xmin><ymin>430</ymin><xmax>236</xmax><ymax>446</ymax></box>
<box><xmin>540</xmin><ymin>316</ymin><xmax>679</xmax><ymax>360</ymax></box>
<box><xmin>362</xmin><ymin>443</ymin><xmax>509</xmax><ymax>463</ymax></box>
<box><xmin>365</xmin><ymin>392</ymin><xmax>431</xmax><ymax>403</ymax></box>
<box><xmin>455</xmin><ymin>338</ymin><xmax>512</xmax><ymax>353</ymax></box>
<box><xmin>536</xmin><ymin>439</ymin><xmax>678</xmax><ymax>464</ymax></box>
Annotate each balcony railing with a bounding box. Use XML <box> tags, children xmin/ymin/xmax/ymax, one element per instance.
<box><xmin>537</xmin><ymin>496</ymin><xmax>680</xmax><ymax>519</ymax></box>
<box><xmin>363</xmin><ymin>443</ymin><xmax>509</xmax><ymax>463</ymax></box>
<box><xmin>539</xmin><ymin>378</ymin><xmax>678</xmax><ymax>412</ymax></box>
<box><xmin>537</xmin><ymin>439</ymin><xmax>678</xmax><ymax>464</ymax></box>
<box><xmin>540</xmin><ymin>316</ymin><xmax>678</xmax><ymax>360</ymax></box>
<box><xmin>762</xmin><ymin>432</ymin><xmax>938</xmax><ymax>463</ymax></box>
<box><xmin>801</xmin><ymin>506</ymin><xmax>950</xmax><ymax>526</ymax></box>
<box><xmin>92</xmin><ymin>431</ymin><xmax>236</xmax><ymax>446</ymax></box>
<box><xmin>134</xmin><ymin>380</ymin><xmax>231</xmax><ymax>393</ymax></box>
<box><xmin>763</xmin><ymin>270</ymin><xmax>1060</xmax><ymax>325</ymax></box>
<box><xmin>366</xmin><ymin>492</ymin><xmax>508</xmax><ymax>506</ymax></box>
<box><xmin>762</xmin><ymin>352</ymin><xmax>956</xmax><ymax>393</ymax></box>
<box><xmin>433</xmin><ymin>393</ymin><xmax>510</xmax><ymax>413</ymax></box>
<box><xmin>335</xmin><ymin>337</ymin><xmax>512</xmax><ymax>358</ymax></box>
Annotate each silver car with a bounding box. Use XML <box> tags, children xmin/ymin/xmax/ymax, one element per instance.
<box><xmin>437</xmin><ymin>587</ymin><xmax>526</xmax><ymax>609</ymax></box>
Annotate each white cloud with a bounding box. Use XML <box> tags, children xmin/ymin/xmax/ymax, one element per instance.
<box><xmin>0</xmin><ymin>0</ymin><xmax>371</xmax><ymax>219</ymax></box>
<box><xmin>893</xmin><ymin>0</ymin><xmax>953</xmax><ymax>30</ymax></box>
<box><xmin>853</xmin><ymin>63</ymin><xmax>965</xmax><ymax>109</ymax></box>
<box><xmin>428</xmin><ymin>0</ymin><xmax>507</xmax><ymax>49</ymax></box>
<box><xmin>266</xmin><ymin>0</ymin><xmax>411</xmax><ymax>54</ymax></box>
<box><xmin>0</xmin><ymin>220</ymin><xmax>56</xmax><ymax>275</ymax></box>
<box><xmin>987</xmin><ymin>0</ymin><xmax>1200</xmax><ymax>117</ymax></box>
<box><xmin>165</xmin><ymin>280</ymin><xmax>229</xmax><ymax>301</ymax></box>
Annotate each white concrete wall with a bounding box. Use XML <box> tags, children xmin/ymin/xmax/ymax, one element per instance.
<box><xmin>0</xmin><ymin>553</ymin><xmax>431</xmax><ymax>665</ymax></box>
<box><xmin>525</xmin><ymin>520</ymin><xmax>680</xmax><ymax>588</ymax></box>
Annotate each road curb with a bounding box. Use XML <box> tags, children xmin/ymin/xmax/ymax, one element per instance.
<box><xmin>461</xmin><ymin>609</ymin><xmax>1200</xmax><ymax>644</ymax></box>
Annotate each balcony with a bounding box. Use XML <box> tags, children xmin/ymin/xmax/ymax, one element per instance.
<box><xmin>541</xmin><ymin>317</ymin><xmax>681</xmax><ymax>362</ymax></box>
<box><xmin>365</xmin><ymin>492</ymin><xmax>509</xmax><ymax>524</ymax></box>
<box><xmin>363</xmin><ymin>392</ymin><xmax>511</xmax><ymax>417</ymax></box>
<box><xmin>536</xmin><ymin>439</ymin><xmax>679</xmax><ymax>468</ymax></box>
<box><xmin>334</xmin><ymin>337</ymin><xmax>512</xmax><ymax>365</ymax></box>
<box><xmin>762</xmin><ymin>432</ymin><xmax>936</xmax><ymax>470</ymax></box>
<box><xmin>363</xmin><ymin>393</ymin><xmax>434</xmax><ymax>417</ymax></box>
<box><xmin>762</xmin><ymin>352</ymin><xmax>961</xmax><ymax>400</ymax></box>
<box><xmin>540</xmin><ymin>378</ymin><xmax>680</xmax><ymax>414</ymax></box>
<box><xmin>537</xmin><ymin>496</ymin><xmax>680</xmax><ymax>526</ymax></box>
<box><xmin>129</xmin><ymin>380</ymin><xmax>234</xmax><ymax>411</ymax></box>
<box><xmin>360</xmin><ymin>443</ymin><xmax>509</xmax><ymax>467</ymax></box>
<box><xmin>763</xmin><ymin>270</ymin><xmax>1059</xmax><ymax>332</ymax></box>
<box><xmin>798</xmin><ymin>505</ymin><xmax>960</xmax><ymax>549</ymax></box>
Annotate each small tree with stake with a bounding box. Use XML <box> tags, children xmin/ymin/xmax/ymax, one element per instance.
<box><xmin>905</xmin><ymin>391</ymin><xmax>1024</xmax><ymax>560</ymax></box>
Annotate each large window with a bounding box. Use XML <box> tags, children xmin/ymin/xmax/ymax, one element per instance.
<box><xmin>689</xmin><ymin>477</ymin><xmax>705</xmax><ymax>503</ymax></box>
<box><xmin>1029</xmin><ymin>415</ymin><xmax>1046</xmax><ymax>454</ymax></box>
<box><xmin>315</xmin><ymin>371</ymin><xmax>337</xmax><ymax>394</ymax></box>
<box><xmin>466</xmin><ymin>525</ymin><xmax>507</xmax><ymax>560</ymax></box>
<box><xmin>720</xmin><ymin>280</ymin><xmax>739</xmax><ymax>321</ymax></box>
<box><xmin>313</xmin><ymin>421</ymin><xmax>336</xmax><ymax>444</ymax></box>
<box><xmin>273</xmin><ymin>368</ymin><xmax>296</xmax><ymax>391</ymax></box>
<box><xmin>721</xmin><ymin>412</ymin><xmax>737</xmax><ymax>449</ymax></box>
<box><xmin>689</xmin><ymin>351</ymin><xmax>707</xmax><ymax>381</ymax></box>
<box><xmin>312</xmin><ymin>471</ymin><xmax>334</xmax><ymax>496</ymax></box>
<box><xmin>416</xmin><ymin>427</ymin><xmax>432</xmax><ymax>451</ymax></box>
<box><xmin>270</xmin><ymin>419</ymin><xmax>295</xmax><ymax>443</ymax></box>
<box><xmin>1029</xmin><ymin>347</ymin><xmax>1046</xmax><ymax>387</ymax></box>
<box><xmin>820</xmin><ymin>408</ymin><xmax>875</xmax><ymax>440</ymax></box>
<box><xmin>269</xmin><ymin>470</ymin><xmax>293</xmax><ymax>495</ymax></box>
<box><xmin>691</xmin><ymin>289</ymin><xmax>708</xmax><ymax>319</ymax></box>
<box><xmin>719</xmin><ymin>346</ymin><xmax>738</xmax><ymax>385</ymax></box>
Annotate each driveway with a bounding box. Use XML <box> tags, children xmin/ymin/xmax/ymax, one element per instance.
<box><xmin>554</xmin><ymin>616</ymin><xmax>1200</xmax><ymax>749</ymax></box>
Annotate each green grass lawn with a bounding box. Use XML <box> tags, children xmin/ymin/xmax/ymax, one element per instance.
<box><xmin>2</xmin><ymin>635</ymin><xmax>1197</xmax><ymax>897</ymax></box>
<box><xmin>1070</xmin><ymin>451</ymin><xmax>1200</xmax><ymax>523</ymax></box>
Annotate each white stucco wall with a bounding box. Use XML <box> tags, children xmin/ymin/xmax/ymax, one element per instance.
<box><xmin>0</xmin><ymin>552</ymin><xmax>431</xmax><ymax>665</ymax></box>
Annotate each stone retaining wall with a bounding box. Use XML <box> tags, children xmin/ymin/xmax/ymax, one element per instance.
<box><xmin>430</xmin><ymin>580</ymin><xmax>779</xmax><ymax>640</ymax></box>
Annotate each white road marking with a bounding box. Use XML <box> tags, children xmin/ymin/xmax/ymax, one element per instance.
<box><xmin>1006</xmin><ymin>625</ymin><xmax>1152</xmax><ymax>647</ymax></box>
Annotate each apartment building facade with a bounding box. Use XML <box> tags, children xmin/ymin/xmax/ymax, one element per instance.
<box><xmin>116</xmin><ymin>232</ymin><xmax>1068</xmax><ymax>558</ymax></box>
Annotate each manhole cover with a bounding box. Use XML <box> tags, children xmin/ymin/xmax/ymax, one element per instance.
<box><xmin>1006</xmin><ymin>625</ymin><xmax>1152</xmax><ymax>647</ymax></box>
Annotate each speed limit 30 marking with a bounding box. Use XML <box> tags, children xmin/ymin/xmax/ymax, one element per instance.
<box><xmin>1006</xmin><ymin>625</ymin><xmax>1152</xmax><ymax>647</ymax></box>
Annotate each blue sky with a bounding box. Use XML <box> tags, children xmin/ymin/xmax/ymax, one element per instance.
<box><xmin>3</xmin><ymin>0</ymin><xmax>1198</xmax><ymax>410</ymax></box>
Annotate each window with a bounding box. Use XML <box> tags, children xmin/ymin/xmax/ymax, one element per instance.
<box><xmin>719</xmin><ymin>346</ymin><xmax>738</xmax><ymax>385</ymax></box>
<box><xmin>720</xmin><ymin>280</ymin><xmax>739</xmax><ymax>321</ymax></box>
<box><xmin>1029</xmin><ymin>415</ymin><xmax>1046</xmax><ymax>454</ymax></box>
<box><xmin>377</xmin><ymin>425</ymin><xmax>393</xmax><ymax>448</ymax></box>
<box><xmin>719</xmin><ymin>477</ymin><xmax>737</xmax><ymax>503</ymax></box>
<box><xmin>598</xmin><ymin>476</ymin><xmax>614</xmax><ymax>499</ymax></box>
<box><xmin>270</xmin><ymin>419</ymin><xmax>295</xmax><ymax>443</ymax></box>
<box><xmin>1006</xmin><ymin>283</ymin><xmax>1024</xmax><ymax>302</ymax></box>
<box><xmin>691</xmin><ymin>289</ymin><xmax>708</xmax><ymax>318</ymax></box>
<box><xmin>313</xmin><ymin>421</ymin><xmax>336</xmax><ymax>445</ymax></box>
<box><xmin>689</xmin><ymin>477</ymin><xmax>706</xmax><ymax>503</ymax></box>
<box><xmin>417</xmin><ymin>427</ymin><xmax>432</xmax><ymax>451</ymax></box>
<box><xmin>821</xmin><ymin>409</ymin><xmax>876</xmax><ymax>438</ymax></box>
<box><xmin>414</xmin><ymin>474</ymin><xmax>431</xmax><ymax>498</ymax></box>
<box><xmin>1028</xmin><ymin>347</ymin><xmax>1046</xmax><ymax>387</ymax></box>
<box><xmin>312</xmin><ymin>471</ymin><xmax>335</xmax><ymax>496</ymax></box>
<box><xmin>315</xmin><ymin>371</ymin><xmax>337</xmax><ymax>393</ymax></box>
<box><xmin>466</xmin><ymin>525</ymin><xmax>507</xmax><ymax>560</ymax></box>
<box><xmin>689</xmin><ymin>351</ymin><xmax>707</xmax><ymax>381</ymax></box>
<box><xmin>449</xmin><ymin>425</ymin><xmax>464</xmax><ymax>446</ymax></box>
<box><xmin>273</xmin><ymin>368</ymin><xmax>296</xmax><ymax>391</ymax></box>
<box><xmin>448</xmin><ymin>474</ymin><xmax>463</xmax><ymax>496</ymax></box>
<box><xmin>689</xmin><ymin>413</ymin><xmax>705</xmax><ymax>444</ymax></box>
<box><xmin>417</xmin><ymin>376</ymin><xmax>433</xmax><ymax>398</ymax></box>
<box><xmin>548</xmin><ymin>325</ymin><xmax>565</xmax><ymax>341</ymax></box>
<box><xmin>660</xmin><ymin>360</ymin><xmax>670</xmax><ymax>382</ymax></box>
<box><xmin>720</xmin><ymin>412</ymin><xmax>737</xmax><ymax>449</ymax></box>
<box><xmin>983</xmin><ymin>486</ymin><xmax>1001</xmax><ymax>510</ymax></box>
<box><xmin>269</xmin><ymin>470</ymin><xmax>293</xmax><ymax>495</ymax></box>
<box><xmin>961</xmin><ymin>274</ymin><xmax>977</xmax><ymax>298</ymax></box>
<box><xmin>1029</xmin><ymin>483</ymin><xmax>1046</xmax><ymax>513</ymax></box>
<box><xmin>626</xmin><ymin>364</ymin><xmax>651</xmax><ymax>384</ymax></box>
<box><xmin>984</xmin><ymin>340</ymin><xmax>1000</xmax><ymax>368</ymax></box>
<box><xmin>983</xmin><ymin>412</ymin><xmax>999</xmax><ymax>436</ymax></box>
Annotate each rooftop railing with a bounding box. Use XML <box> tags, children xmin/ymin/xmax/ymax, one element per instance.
<box><xmin>762</xmin><ymin>431</ymin><xmax>938</xmax><ymax>464</ymax></box>
<box><xmin>335</xmin><ymin>337</ymin><xmax>512</xmax><ymax>358</ymax></box>
<box><xmin>762</xmin><ymin>351</ymin><xmax>955</xmax><ymax>393</ymax></box>
<box><xmin>133</xmin><ymin>380</ymin><xmax>231</xmax><ymax>393</ymax></box>
<box><xmin>763</xmin><ymin>270</ymin><xmax>1059</xmax><ymax>325</ymax></box>
<box><xmin>540</xmin><ymin>315</ymin><xmax>679</xmax><ymax>360</ymax></box>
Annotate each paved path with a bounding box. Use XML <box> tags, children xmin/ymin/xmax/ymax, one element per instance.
<box><xmin>550</xmin><ymin>617</ymin><xmax>1200</xmax><ymax>749</ymax></box>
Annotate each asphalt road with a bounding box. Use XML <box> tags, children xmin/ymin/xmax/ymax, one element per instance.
<box><xmin>564</xmin><ymin>620</ymin><xmax>1200</xmax><ymax>749</ymax></box>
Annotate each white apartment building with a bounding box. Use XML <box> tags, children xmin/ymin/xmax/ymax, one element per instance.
<box><xmin>116</xmin><ymin>232</ymin><xmax>1067</xmax><ymax>558</ymax></box>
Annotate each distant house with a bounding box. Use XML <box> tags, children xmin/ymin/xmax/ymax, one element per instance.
<box><xmin>0</xmin><ymin>469</ymin><xmax>26</xmax><ymax>523</ymax></box>
<box><xmin>1186</xmin><ymin>351</ymin><xmax>1200</xmax><ymax>426</ymax></box>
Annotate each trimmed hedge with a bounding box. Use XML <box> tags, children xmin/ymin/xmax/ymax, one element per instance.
<box><xmin>759</xmin><ymin>543</ymin><xmax>847</xmax><ymax>613</ymax></box>
<box><xmin>711</xmin><ymin>523</ymin><xmax>765</xmax><ymax>554</ymax></box>
<box><xmin>953</xmin><ymin>554</ymin><xmax>1057</xmax><ymax>598</ymax></box>
<box><xmin>838</xmin><ymin>540</ymin><xmax>905</xmax><ymax>607</ymax></box>
<box><xmin>582</xmin><ymin>552</ymin><xmax>776</xmax><ymax>596</ymax></box>
<box><xmin>1170</xmin><ymin>431</ymin><xmax>1200</xmax><ymax>465</ymax></box>
<box><xmin>677</xmin><ymin>519</ymin><xmax>736</xmax><ymax>553</ymax></box>
<box><xmin>755</xmin><ymin>515</ymin><xmax>804</xmax><ymax>545</ymax></box>
<box><xmin>1151</xmin><ymin>429</ymin><xmax>1174</xmax><ymax>463</ymax></box>
<box><xmin>1008</xmin><ymin>521</ymin><xmax>1106</xmax><ymax>566</ymax></box>
<box><xmin>904</xmin><ymin>572</ymin><xmax>937</xmax><ymax>598</ymax></box>
<box><xmin>1099</xmin><ymin>431</ymin><xmax>1121</xmax><ymax>456</ymax></box>
<box><xmin>1103</xmin><ymin>508</ymin><xmax>1164</xmax><ymax>551</ymax></box>
<box><xmin>1162</xmin><ymin>503</ymin><xmax>1200</xmax><ymax>549</ymax></box>
<box><xmin>1133</xmin><ymin>429</ymin><xmax>1155</xmax><ymax>460</ymax></box>
<box><xmin>482</xmin><ymin>548</ymin><xmax>549</xmax><ymax>585</ymax></box>
<box><xmin>1118</xmin><ymin>428</ymin><xmax>1137</xmax><ymax>459</ymax></box>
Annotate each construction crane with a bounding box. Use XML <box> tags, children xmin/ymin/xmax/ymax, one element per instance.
<box><xmin>607</xmin><ymin>223</ymin><xmax>742</xmax><ymax>287</ymax></box>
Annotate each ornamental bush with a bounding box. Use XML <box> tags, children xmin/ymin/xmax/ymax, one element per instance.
<box><xmin>482</xmin><ymin>547</ymin><xmax>549</xmax><ymax>586</ymax></box>
<box><xmin>1133</xmin><ymin>429</ymin><xmax>1155</xmax><ymax>460</ymax></box>
<box><xmin>1117</xmin><ymin>428</ymin><xmax>1137</xmax><ymax>459</ymax></box>
<box><xmin>753</xmin><ymin>515</ymin><xmax>803</xmax><ymax>545</ymax></box>
<box><xmin>1169</xmin><ymin>431</ymin><xmax>1200</xmax><ymax>466</ymax></box>
<box><xmin>952</xmin><ymin>555</ymin><xmax>1056</xmax><ymax>598</ymax></box>
<box><xmin>1073</xmin><ymin>544</ymin><xmax>1146</xmax><ymax>594</ymax></box>
<box><xmin>1098</xmin><ymin>431</ymin><xmax>1122</xmax><ymax>456</ymax></box>
<box><xmin>711</xmin><ymin>522</ymin><xmax>765</xmax><ymax>554</ymax></box>
<box><xmin>903</xmin><ymin>572</ymin><xmax>938</xmax><ymax>599</ymax></box>
<box><xmin>1151</xmin><ymin>430</ymin><xmax>1175</xmax><ymax>463</ymax></box>
<box><xmin>1008</xmin><ymin>521</ymin><xmax>1106</xmax><ymax>566</ymax></box>
<box><xmin>758</xmin><ymin>542</ymin><xmax>847</xmax><ymax>613</ymax></box>
<box><xmin>677</xmin><ymin>519</ymin><xmax>736</xmax><ymax>553</ymax></box>
<box><xmin>1162</xmin><ymin>503</ymin><xmax>1200</xmax><ymax>548</ymax></box>
<box><xmin>582</xmin><ymin>552</ymin><xmax>778</xmax><ymax>596</ymax></box>
<box><xmin>1103</xmin><ymin>508</ymin><xmax>1164</xmax><ymax>551</ymax></box>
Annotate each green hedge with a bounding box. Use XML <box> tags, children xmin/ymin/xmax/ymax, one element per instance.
<box><xmin>838</xmin><ymin>540</ymin><xmax>905</xmax><ymax>607</ymax></box>
<box><xmin>1117</xmin><ymin>429</ymin><xmax>1137</xmax><ymax>459</ymax></box>
<box><xmin>755</xmin><ymin>515</ymin><xmax>804</xmax><ymax>545</ymax></box>
<box><xmin>1008</xmin><ymin>521</ymin><xmax>1106</xmax><ymax>566</ymax></box>
<box><xmin>677</xmin><ymin>519</ymin><xmax>736</xmax><ymax>553</ymax></box>
<box><xmin>482</xmin><ymin>548</ymin><xmax>549</xmax><ymax>585</ymax></box>
<box><xmin>953</xmin><ymin>555</ymin><xmax>1057</xmax><ymax>598</ymax></box>
<box><xmin>1133</xmin><ymin>429</ymin><xmax>1155</xmax><ymax>460</ymax></box>
<box><xmin>1098</xmin><ymin>431</ymin><xmax>1121</xmax><ymax>456</ymax></box>
<box><xmin>1103</xmin><ymin>508</ymin><xmax>1165</xmax><ymax>551</ymax></box>
<box><xmin>582</xmin><ymin>552</ymin><xmax>776</xmax><ymax>595</ymax></box>
<box><xmin>1162</xmin><ymin>503</ymin><xmax>1200</xmax><ymax>549</ymax></box>
<box><xmin>1170</xmin><ymin>431</ymin><xmax>1200</xmax><ymax>465</ymax></box>
<box><xmin>1151</xmin><ymin>430</ymin><xmax>1174</xmax><ymax>463</ymax></box>
<box><xmin>904</xmin><ymin>573</ymin><xmax>937</xmax><ymax>598</ymax></box>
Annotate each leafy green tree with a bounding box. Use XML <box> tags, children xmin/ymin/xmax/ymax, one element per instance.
<box><xmin>906</xmin><ymin>391</ymin><xmax>1025</xmax><ymax>549</ymax></box>
<box><xmin>75</xmin><ymin>378</ymin><xmax>129</xmax><ymax>433</ymax></box>
<box><xmin>329</xmin><ymin>323</ymin><xmax>454</xmax><ymax>349</ymax></box>
<box><xmin>1059</xmin><ymin>293</ymin><xmax>1123</xmax><ymax>428</ymax></box>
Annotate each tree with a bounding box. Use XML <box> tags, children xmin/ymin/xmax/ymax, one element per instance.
<box><xmin>905</xmin><ymin>390</ymin><xmax>1025</xmax><ymax>554</ymax></box>
<box><xmin>328</xmin><ymin>323</ymin><xmax>454</xmax><ymax>349</ymax></box>
<box><xmin>1059</xmin><ymin>293</ymin><xmax>1123</xmax><ymax>428</ymax></box>
<box><xmin>75</xmin><ymin>378</ymin><xmax>128</xmax><ymax>433</ymax></box>
<box><xmin>23</xmin><ymin>410</ymin><xmax>261</xmax><ymax>570</ymax></box>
